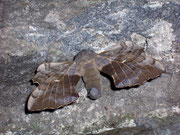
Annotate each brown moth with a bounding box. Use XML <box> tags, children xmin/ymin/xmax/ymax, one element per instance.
<box><xmin>27</xmin><ymin>41</ymin><xmax>165</xmax><ymax>111</ymax></box>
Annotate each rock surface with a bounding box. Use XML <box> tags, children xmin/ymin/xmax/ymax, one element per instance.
<box><xmin>0</xmin><ymin>0</ymin><xmax>180</xmax><ymax>135</ymax></box>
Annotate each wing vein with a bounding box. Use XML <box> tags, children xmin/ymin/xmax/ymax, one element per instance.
<box><xmin>35</xmin><ymin>80</ymin><xmax>42</xmax><ymax>108</ymax></box>
<box><xmin>99</xmin><ymin>54</ymin><xmax>155</xmax><ymax>76</ymax></box>
<box><xmin>47</xmin><ymin>83</ymin><xmax>55</xmax><ymax>108</ymax></box>
<box><xmin>115</xmin><ymin>61</ymin><xmax>132</xmax><ymax>85</ymax></box>
<box><xmin>145</xmin><ymin>56</ymin><xmax>163</xmax><ymax>73</ymax></box>
<box><xmin>121</xmin><ymin>62</ymin><xmax>139</xmax><ymax>83</ymax></box>
<box><xmin>120</xmin><ymin>55</ymin><xmax>153</xmax><ymax>76</ymax></box>
<box><xmin>125</xmin><ymin>58</ymin><xmax>147</xmax><ymax>79</ymax></box>
<box><xmin>68</xmin><ymin>75</ymin><xmax>73</xmax><ymax>101</ymax></box>
<box><xmin>119</xmin><ymin>53</ymin><xmax>158</xmax><ymax>72</ymax></box>
<box><xmin>54</xmin><ymin>80</ymin><xmax>60</xmax><ymax>108</ymax></box>
<box><xmin>110</xmin><ymin>61</ymin><xmax>122</xmax><ymax>86</ymax></box>
<box><xmin>42</xmin><ymin>80</ymin><xmax>52</xmax><ymax>109</ymax></box>
<box><xmin>62</xmin><ymin>77</ymin><xmax>65</xmax><ymax>105</ymax></box>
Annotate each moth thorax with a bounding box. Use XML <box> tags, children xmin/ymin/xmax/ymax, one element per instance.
<box><xmin>74</xmin><ymin>49</ymin><xmax>97</xmax><ymax>63</ymax></box>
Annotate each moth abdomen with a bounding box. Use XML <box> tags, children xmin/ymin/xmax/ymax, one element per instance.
<box><xmin>83</xmin><ymin>62</ymin><xmax>102</xmax><ymax>100</ymax></box>
<box><xmin>88</xmin><ymin>87</ymin><xmax>101</xmax><ymax>100</ymax></box>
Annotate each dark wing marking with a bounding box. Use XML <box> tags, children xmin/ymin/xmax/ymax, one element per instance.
<box><xmin>95</xmin><ymin>42</ymin><xmax>165</xmax><ymax>88</ymax></box>
<box><xmin>27</xmin><ymin>62</ymin><xmax>81</xmax><ymax>111</ymax></box>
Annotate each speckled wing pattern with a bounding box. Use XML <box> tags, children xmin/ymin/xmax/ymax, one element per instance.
<box><xmin>95</xmin><ymin>42</ymin><xmax>165</xmax><ymax>88</ymax></box>
<box><xmin>27</xmin><ymin>62</ymin><xmax>81</xmax><ymax>111</ymax></box>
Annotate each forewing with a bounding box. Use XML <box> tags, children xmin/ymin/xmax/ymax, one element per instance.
<box><xmin>99</xmin><ymin>41</ymin><xmax>143</xmax><ymax>58</ymax></box>
<box><xmin>96</xmin><ymin>43</ymin><xmax>165</xmax><ymax>88</ymax></box>
<box><xmin>28</xmin><ymin>62</ymin><xmax>81</xmax><ymax>111</ymax></box>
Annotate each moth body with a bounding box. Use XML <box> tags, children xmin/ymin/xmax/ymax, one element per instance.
<box><xmin>74</xmin><ymin>49</ymin><xmax>102</xmax><ymax>99</ymax></box>
<box><xmin>83</xmin><ymin>61</ymin><xmax>102</xmax><ymax>99</ymax></box>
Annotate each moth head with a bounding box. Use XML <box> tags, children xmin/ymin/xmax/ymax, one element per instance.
<box><xmin>88</xmin><ymin>87</ymin><xmax>101</xmax><ymax>100</ymax></box>
<box><xmin>74</xmin><ymin>49</ymin><xmax>97</xmax><ymax>63</ymax></box>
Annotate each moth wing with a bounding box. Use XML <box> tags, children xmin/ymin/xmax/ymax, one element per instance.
<box><xmin>95</xmin><ymin>42</ymin><xmax>165</xmax><ymax>88</ymax></box>
<box><xmin>99</xmin><ymin>41</ymin><xmax>143</xmax><ymax>58</ymax></box>
<box><xmin>28</xmin><ymin>62</ymin><xmax>81</xmax><ymax>111</ymax></box>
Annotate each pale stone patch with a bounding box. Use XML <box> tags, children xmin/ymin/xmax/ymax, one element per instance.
<box><xmin>87</xmin><ymin>104</ymin><xmax>95</xmax><ymax>112</ymax></box>
<box><xmin>118</xmin><ymin>119</ymin><xmax>136</xmax><ymax>128</ymax></box>
<box><xmin>146</xmin><ymin>20</ymin><xmax>175</xmax><ymax>54</ymax></box>
<box><xmin>143</xmin><ymin>1</ymin><xmax>165</xmax><ymax>9</ymax></box>
<box><xmin>172</xmin><ymin>106</ymin><xmax>180</xmax><ymax>113</ymax></box>
<box><xmin>44</xmin><ymin>11</ymin><xmax>66</xmax><ymax>30</ymax></box>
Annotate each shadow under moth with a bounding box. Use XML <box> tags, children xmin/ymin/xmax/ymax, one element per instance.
<box><xmin>27</xmin><ymin>41</ymin><xmax>165</xmax><ymax>111</ymax></box>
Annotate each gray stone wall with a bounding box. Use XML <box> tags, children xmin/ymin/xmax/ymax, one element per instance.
<box><xmin>0</xmin><ymin>0</ymin><xmax>180</xmax><ymax>135</ymax></box>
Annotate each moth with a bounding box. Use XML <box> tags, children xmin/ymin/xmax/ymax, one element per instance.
<box><xmin>27</xmin><ymin>41</ymin><xmax>165</xmax><ymax>111</ymax></box>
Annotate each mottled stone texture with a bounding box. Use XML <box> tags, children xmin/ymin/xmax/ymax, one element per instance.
<box><xmin>0</xmin><ymin>0</ymin><xmax>180</xmax><ymax>135</ymax></box>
